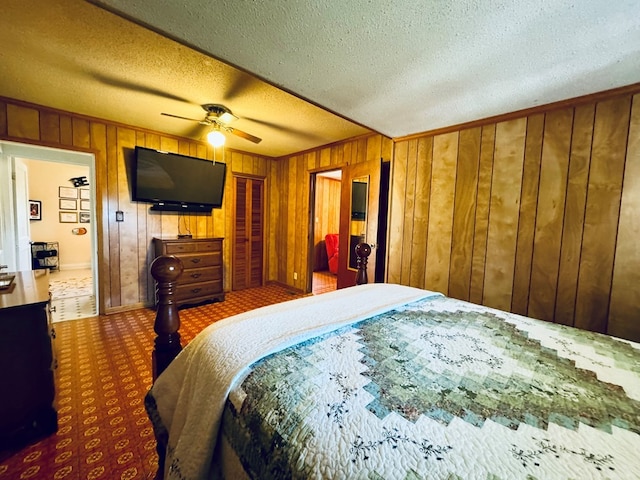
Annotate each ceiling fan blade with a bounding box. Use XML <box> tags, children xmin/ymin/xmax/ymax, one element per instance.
<box><xmin>223</xmin><ymin>72</ymin><xmax>258</xmax><ymax>102</ymax></box>
<box><xmin>243</xmin><ymin>116</ymin><xmax>326</xmax><ymax>142</ymax></box>
<box><xmin>161</xmin><ymin>112</ymin><xmax>203</xmax><ymax>122</ymax></box>
<box><xmin>226</xmin><ymin>126</ymin><xmax>262</xmax><ymax>144</ymax></box>
<box><xmin>90</xmin><ymin>71</ymin><xmax>195</xmax><ymax>104</ymax></box>
<box><xmin>187</xmin><ymin>123</ymin><xmax>209</xmax><ymax>140</ymax></box>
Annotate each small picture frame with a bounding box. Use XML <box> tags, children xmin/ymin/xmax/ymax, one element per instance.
<box><xmin>29</xmin><ymin>200</ymin><xmax>41</xmax><ymax>220</ymax></box>
<box><xmin>80</xmin><ymin>199</ymin><xmax>90</xmax><ymax>211</ymax></box>
<box><xmin>59</xmin><ymin>186</ymin><xmax>77</xmax><ymax>199</ymax></box>
<box><xmin>59</xmin><ymin>211</ymin><xmax>78</xmax><ymax>223</ymax></box>
<box><xmin>59</xmin><ymin>198</ymin><xmax>77</xmax><ymax>210</ymax></box>
<box><xmin>79</xmin><ymin>212</ymin><xmax>90</xmax><ymax>223</ymax></box>
<box><xmin>80</xmin><ymin>189</ymin><xmax>90</xmax><ymax>200</ymax></box>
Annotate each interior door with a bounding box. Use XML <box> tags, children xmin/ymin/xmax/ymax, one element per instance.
<box><xmin>337</xmin><ymin>158</ymin><xmax>381</xmax><ymax>288</ymax></box>
<box><xmin>233</xmin><ymin>176</ymin><xmax>264</xmax><ymax>290</ymax></box>
<box><xmin>13</xmin><ymin>158</ymin><xmax>32</xmax><ymax>271</ymax></box>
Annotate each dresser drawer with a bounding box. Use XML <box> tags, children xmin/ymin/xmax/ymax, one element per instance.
<box><xmin>179</xmin><ymin>266</ymin><xmax>222</xmax><ymax>285</ymax></box>
<box><xmin>195</xmin><ymin>240</ymin><xmax>222</xmax><ymax>252</ymax></box>
<box><xmin>175</xmin><ymin>280</ymin><xmax>223</xmax><ymax>301</ymax></box>
<box><xmin>163</xmin><ymin>239</ymin><xmax>222</xmax><ymax>255</ymax></box>
<box><xmin>175</xmin><ymin>252</ymin><xmax>221</xmax><ymax>269</ymax></box>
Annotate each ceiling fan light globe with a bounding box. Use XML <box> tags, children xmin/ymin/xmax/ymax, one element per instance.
<box><xmin>207</xmin><ymin>130</ymin><xmax>226</xmax><ymax>147</ymax></box>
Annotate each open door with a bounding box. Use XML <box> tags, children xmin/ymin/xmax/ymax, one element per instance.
<box><xmin>337</xmin><ymin>158</ymin><xmax>381</xmax><ymax>289</ymax></box>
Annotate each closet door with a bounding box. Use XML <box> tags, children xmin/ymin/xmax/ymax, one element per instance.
<box><xmin>233</xmin><ymin>176</ymin><xmax>264</xmax><ymax>290</ymax></box>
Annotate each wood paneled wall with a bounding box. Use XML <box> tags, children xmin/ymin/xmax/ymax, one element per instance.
<box><xmin>312</xmin><ymin>176</ymin><xmax>341</xmax><ymax>270</ymax></box>
<box><xmin>268</xmin><ymin>135</ymin><xmax>392</xmax><ymax>290</ymax></box>
<box><xmin>0</xmin><ymin>97</ymin><xmax>271</xmax><ymax>313</ymax></box>
<box><xmin>389</xmin><ymin>89</ymin><xmax>640</xmax><ymax>342</ymax></box>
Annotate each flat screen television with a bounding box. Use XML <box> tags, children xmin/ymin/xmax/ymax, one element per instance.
<box><xmin>132</xmin><ymin>146</ymin><xmax>226</xmax><ymax>212</ymax></box>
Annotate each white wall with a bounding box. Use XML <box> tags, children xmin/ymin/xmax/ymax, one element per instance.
<box><xmin>25</xmin><ymin>159</ymin><xmax>92</xmax><ymax>270</ymax></box>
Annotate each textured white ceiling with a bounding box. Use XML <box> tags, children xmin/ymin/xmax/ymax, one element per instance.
<box><xmin>2</xmin><ymin>1</ymin><xmax>639</xmax><ymax>158</ymax></box>
<box><xmin>91</xmin><ymin>0</ymin><xmax>640</xmax><ymax>138</ymax></box>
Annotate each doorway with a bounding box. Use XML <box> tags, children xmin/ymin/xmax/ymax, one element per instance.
<box><xmin>309</xmin><ymin>169</ymin><xmax>342</xmax><ymax>295</ymax></box>
<box><xmin>0</xmin><ymin>141</ymin><xmax>98</xmax><ymax>322</ymax></box>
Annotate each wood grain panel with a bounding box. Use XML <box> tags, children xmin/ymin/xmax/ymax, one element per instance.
<box><xmin>0</xmin><ymin>101</ymin><xmax>6</xmax><ymax>136</ymax></box>
<box><xmin>286</xmin><ymin>157</ymin><xmax>297</xmax><ymax>285</ymax></box>
<box><xmin>6</xmin><ymin>104</ymin><xmax>39</xmax><ymax>140</ymax></box>
<box><xmin>449</xmin><ymin>127</ymin><xmax>481</xmax><ymax>300</ymax></box>
<box><xmin>469</xmin><ymin>125</ymin><xmax>495</xmax><ymax>304</ymax></box>
<box><xmin>400</xmin><ymin>139</ymin><xmax>417</xmax><ymax>285</ymax></box>
<box><xmin>609</xmin><ymin>93</ymin><xmax>640</xmax><ymax>341</ymax></box>
<box><xmin>40</xmin><ymin>112</ymin><xmax>61</xmax><ymax>144</ymax></box>
<box><xmin>72</xmin><ymin>118</ymin><xmax>91</xmax><ymax>149</ymax></box>
<box><xmin>424</xmin><ymin>131</ymin><xmax>458</xmax><ymax>294</ymax></box>
<box><xmin>409</xmin><ymin>137</ymin><xmax>432</xmax><ymax>288</ymax></box>
<box><xmin>90</xmin><ymin>121</ymin><xmax>107</xmax><ymax>314</ymax></box>
<box><xmin>135</xmin><ymin>131</ymin><xmax>149</xmax><ymax>304</ymax></box>
<box><xmin>295</xmin><ymin>153</ymin><xmax>307</xmax><ymax>289</ymax></box>
<box><xmin>320</xmin><ymin>147</ymin><xmax>331</xmax><ymax>168</ymax></box>
<box><xmin>528</xmin><ymin>108</ymin><xmax>573</xmax><ymax>321</ymax></box>
<box><xmin>387</xmin><ymin>141</ymin><xmax>408</xmax><ymax>284</ymax></box>
<box><xmin>116</xmin><ymin>128</ymin><xmax>139</xmax><ymax>306</ymax></box>
<box><xmin>483</xmin><ymin>118</ymin><xmax>526</xmax><ymax>311</ymax></box>
<box><xmin>511</xmin><ymin>114</ymin><xmax>544</xmax><ymax>315</ymax></box>
<box><xmin>313</xmin><ymin>176</ymin><xmax>340</xmax><ymax>270</ymax></box>
<box><xmin>59</xmin><ymin>115</ymin><xmax>73</xmax><ymax>145</ymax></box>
<box><xmin>575</xmin><ymin>96</ymin><xmax>631</xmax><ymax>333</ymax></box>
<box><xmin>554</xmin><ymin>104</ymin><xmax>595</xmax><ymax>325</ymax></box>
<box><xmin>106</xmin><ymin>124</ymin><xmax>119</xmax><ymax>308</ymax></box>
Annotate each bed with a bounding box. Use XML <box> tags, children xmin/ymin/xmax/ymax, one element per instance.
<box><xmin>145</xmin><ymin>253</ymin><xmax>640</xmax><ymax>480</ymax></box>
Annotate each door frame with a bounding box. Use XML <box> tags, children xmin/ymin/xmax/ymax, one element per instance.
<box><xmin>306</xmin><ymin>168</ymin><xmax>343</xmax><ymax>293</ymax></box>
<box><xmin>0</xmin><ymin>141</ymin><xmax>98</xmax><ymax>309</ymax></box>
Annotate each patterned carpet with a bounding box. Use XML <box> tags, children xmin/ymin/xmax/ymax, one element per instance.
<box><xmin>0</xmin><ymin>283</ymin><xmax>305</xmax><ymax>480</ymax></box>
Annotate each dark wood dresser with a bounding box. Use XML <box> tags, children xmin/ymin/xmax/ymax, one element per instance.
<box><xmin>0</xmin><ymin>270</ymin><xmax>57</xmax><ymax>450</ymax></box>
<box><xmin>153</xmin><ymin>237</ymin><xmax>225</xmax><ymax>307</ymax></box>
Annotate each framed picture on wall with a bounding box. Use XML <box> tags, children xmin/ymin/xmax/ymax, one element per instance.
<box><xmin>59</xmin><ymin>186</ymin><xmax>77</xmax><ymax>199</ymax></box>
<box><xmin>29</xmin><ymin>200</ymin><xmax>41</xmax><ymax>220</ymax></box>
<box><xmin>59</xmin><ymin>199</ymin><xmax>77</xmax><ymax>210</ymax></box>
<box><xmin>79</xmin><ymin>212</ymin><xmax>90</xmax><ymax>223</ymax></box>
<box><xmin>80</xmin><ymin>199</ymin><xmax>90</xmax><ymax>211</ymax></box>
<box><xmin>80</xmin><ymin>189</ymin><xmax>90</xmax><ymax>200</ymax></box>
<box><xmin>59</xmin><ymin>212</ymin><xmax>78</xmax><ymax>223</ymax></box>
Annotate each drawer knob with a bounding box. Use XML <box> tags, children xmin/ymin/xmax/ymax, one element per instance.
<box><xmin>191</xmin><ymin>273</ymin><xmax>202</xmax><ymax>278</ymax></box>
<box><xmin>190</xmin><ymin>258</ymin><xmax>201</xmax><ymax>264</ymax></box>
<box><xmin>191</xmin><ymin>288</ymin><xmax>202</xmax><ymax>293</ymax></box>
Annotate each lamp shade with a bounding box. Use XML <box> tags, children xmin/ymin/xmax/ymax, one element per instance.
<box><xmin>207</xmin><ymin>130</ymin><xmax>226</xmax><ymax>147</ymax></box>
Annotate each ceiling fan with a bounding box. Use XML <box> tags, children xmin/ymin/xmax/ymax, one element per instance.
<box><xmin>161</xmin><ymin>104</ymin><xmax>262</xmax><ymax>144</ymax></box>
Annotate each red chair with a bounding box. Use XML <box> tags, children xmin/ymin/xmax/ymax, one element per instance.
<box><xmin>325</xmin><ymin>233</ymin><xmax>339</xmax><ymax>274</ymax></box>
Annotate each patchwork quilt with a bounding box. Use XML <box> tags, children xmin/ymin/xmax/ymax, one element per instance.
<box><xmin>146</xmin><ymin>285</ymin><xmax>640</xmax><ymax>479</ymax></box>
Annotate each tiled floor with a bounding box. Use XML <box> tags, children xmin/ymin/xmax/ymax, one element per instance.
<box><xmin>49</xmin><ymin>268</ymin><xmax>96</xmax><ymax>322</ymax></box>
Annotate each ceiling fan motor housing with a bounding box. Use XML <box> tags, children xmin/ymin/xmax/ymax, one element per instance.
<box><xmin>202</xmin><ymin>104</ymin><xmax>237</xmax><ymax>124</ymax></box>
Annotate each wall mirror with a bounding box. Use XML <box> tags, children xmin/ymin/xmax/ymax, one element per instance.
<box><xmin>348</xmin><ymin>176</ymin><xmax>368</xmax><ymax>270</ymax></box>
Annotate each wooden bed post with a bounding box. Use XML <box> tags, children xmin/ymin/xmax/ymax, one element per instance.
<box><xmin>355</xmin><ymin>242</ymin><xmax>372</xmax><ymax>285</ymax></box>
<box><xmin>150</xmin><ymin>255</ymin><xmax>184</xmax><ymax>381</ymax></box>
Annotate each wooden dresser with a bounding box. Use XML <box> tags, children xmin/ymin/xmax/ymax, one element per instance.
<box><xmin>0</xmin><ymin>270</ymin><xmax>57</xmax><ymax>450</ymax></box>
<box><xmin>153</xmin><ymin>237</ymin><xmax>225</xmax><ymax>307</ymax></box>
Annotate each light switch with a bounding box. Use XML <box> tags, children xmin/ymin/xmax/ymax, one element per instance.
<box><xmin>116</xmin><ymin>211</ymin><xmax>124</xmax><ymax>222</ymax></box>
